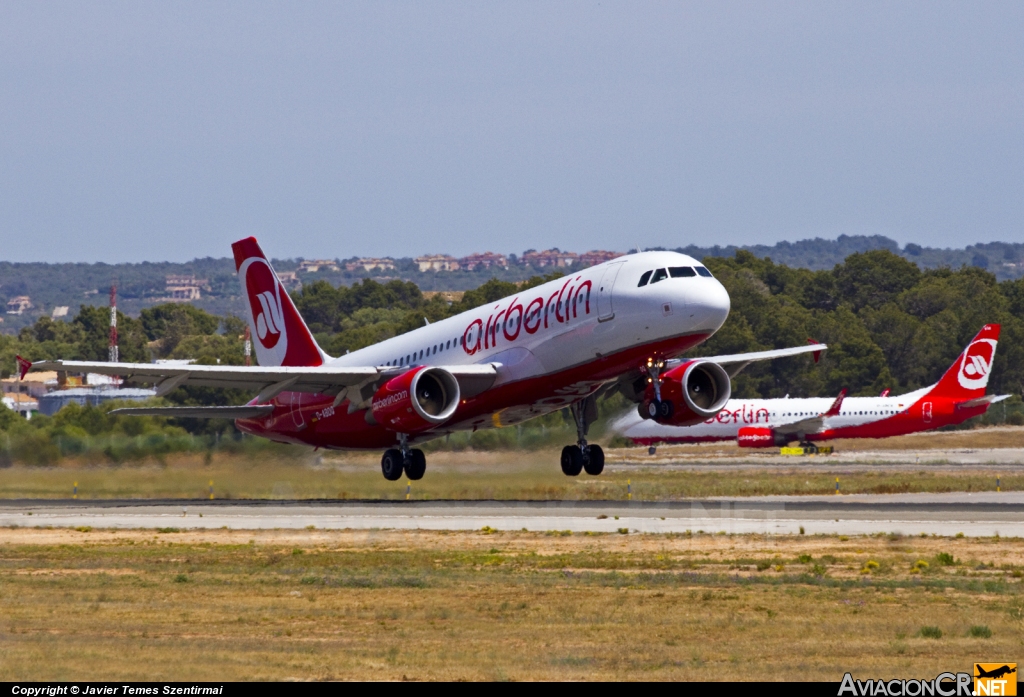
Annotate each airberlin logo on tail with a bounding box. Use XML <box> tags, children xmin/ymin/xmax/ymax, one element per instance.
<box><xmin>958</xmin><ymin>339</ymin><xmax>997</xmax><ymax>390</ymax></box>
<box><xmin>243</xmin><ymin>259</ymin><xmax>287</xmax><ymax>350</ymax></box>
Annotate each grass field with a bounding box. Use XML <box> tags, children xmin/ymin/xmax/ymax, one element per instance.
<box><xmin>1</xmin><ymin>528</ymin><xmax>1021</xmax><ymax>680</ymax></box>
<box><xmin>0</xmin><ymin>450</ymin><xmax>1021</xmax><ymax>501</ymax></box>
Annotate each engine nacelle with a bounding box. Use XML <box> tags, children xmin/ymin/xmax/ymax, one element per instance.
<box><xmin>737</xmin><ymin>427</ymin><xmax>788</xmax><ymax>448</ymax></box>
<box><xmin>642</xmin><ymin>360</ymin><xmax>732</xmax><ymax>427</ymax></box>
<box><xmin>370</xmin><ymin>366</ymin><xmax>461</xmax><ymax>433</ymax></box>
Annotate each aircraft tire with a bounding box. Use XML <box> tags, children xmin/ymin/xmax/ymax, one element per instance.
<box><xmin>405</xmin><ymin>449</ymin><xmax>426</xmax><ymax>480</ymax></box>
<box><xmin>656</xmin><ymin>400</ymin><xmax>674</xmax><ymax>420</ymax></box>
<box><xmin>560</xmin><ymin>445</ymin><xmax>583</xmax><ymax>476</ymax></box>
<box><xmin>583</xmin><ymin>444</ymin><xmax>604</xmax><ymax>475</ymax></box>
<box><xmin>381</xmin><ymin>449</ymin><xmax>404</xmax><ymax>481</ymax></box>
<box><xmin>638</xmin><ymin>402</ymin><xmax>652</xmax><ymax>420</ymax></box>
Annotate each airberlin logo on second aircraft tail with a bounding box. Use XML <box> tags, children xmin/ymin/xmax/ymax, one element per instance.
<box><xmin>958</xmin><ymin>338</ymin><xmax>997</xmax><ymax>390</ymax></box>
<box><xmin>244</xmin><ymin>259</ymin><xmax>286</xmax><ymax>350</ymax></box>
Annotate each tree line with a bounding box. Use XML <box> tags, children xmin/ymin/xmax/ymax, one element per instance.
<box><xmin>1</xmin><ymin>248</ymin><xmax>1021</xmax><ymax>461</ymax></box>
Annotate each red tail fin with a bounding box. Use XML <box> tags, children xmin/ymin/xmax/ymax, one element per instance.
<box><xmin>926</xmin><ymin>324</ymin><xmax>1000</xmax><ymax>400</ymax></box>
<box><xmin>232</xmin><ymin>237</ymin><xmax>327</xmax><ymax>367</ymax></box>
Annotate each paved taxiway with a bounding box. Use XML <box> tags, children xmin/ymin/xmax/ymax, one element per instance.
<box><xmin>2</xmin><ymin>492</ymin><xmax>1023</xmax><ymax>537</ymax></box>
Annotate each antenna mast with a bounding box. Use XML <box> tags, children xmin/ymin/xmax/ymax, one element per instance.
<box><xmin>108</xmin><ymin>283</ymin><xmax>118</xmax><ymax>363</ymax></box>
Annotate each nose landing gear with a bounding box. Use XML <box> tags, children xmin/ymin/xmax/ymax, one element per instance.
<box><xmin>637</xmin><ymin>357</ymin><xmax>674</xmax><ymax>421</ymax></box>
<box><xmin>561</xmin><ymin>396</ymin><xmax>605</xmax><ymax>476</ymax></box>
<box><xmin>381</xmin><ymin>434</ymin><xmax>426</xmax><ymax>481</ymax></box>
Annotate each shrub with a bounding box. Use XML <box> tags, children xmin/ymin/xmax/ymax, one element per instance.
<box><xmin>173</xmin><ymin>574</ymin><xmax>189</xmax><ymax>583</ymax></box>
<box><xmin>935</xmin><ymin>552</ymin><xmax>955</xmax><ymax>566</ymax></box>
<box><xmin>969</xmin><ymin>625</ymin><xmax>992</xmax><ymax>638</ymax></box>
<box><xmin>919</xmin><ymin>626</ymin><xmax>942</xmax><ymax>639</ymax></box>
<box><xmin>798</xmin><ymin>554</ymin><xmax>813</xmax><ymax>563</ymax></box>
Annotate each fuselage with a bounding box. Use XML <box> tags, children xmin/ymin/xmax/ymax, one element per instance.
<box><xmin>237</xmin><ymin>251</ymin><xmax>731</xmax><ymax>449</ymax></box>
<box><xmin>616</xmin><ymin>386</ymin><xmax>993</xmax><ymax>445</ymax></box>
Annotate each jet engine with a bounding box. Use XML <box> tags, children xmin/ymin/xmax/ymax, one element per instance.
<box><xmin>370</xmin><ymin>366</ymin><xmax>461</xmax><ymax>433</ymax></box>
<box><xmin>737</xmin><ymin>427</ymin><xmax>788</xmax><ymax>448</ymax></box>
<box><xmin>639</xmin><ymin>360</ymin><xmax>731</xmax><ymax>427</ymax></box>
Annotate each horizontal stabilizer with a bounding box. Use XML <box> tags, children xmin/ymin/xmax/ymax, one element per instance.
<box><xmin>110</xmin><ymin>405</ymin><xmax>275</xmax><ymax>419</ymax></box>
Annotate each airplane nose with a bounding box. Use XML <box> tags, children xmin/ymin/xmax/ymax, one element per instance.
<box><xmin>689</xmin><ymin>279</ymin><xmax>731</xmax><ymax>332</ymax></box>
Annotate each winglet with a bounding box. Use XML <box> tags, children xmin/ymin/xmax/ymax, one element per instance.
<box><xmin>879</xmin><ymin>388</ymin><xmax>890</xmax><ymax>397</ymax></box>
<box><xmin>824</xmin><ymin>388</ymin><xmax>847</xmax><ymax>417</ymax></box>
<box><xmin>807</xmin><ymin>338</ymin><xmax>823</xmax><ymax>364</ymax></box>
<box><xmin>15</xmin><ymin>355</ymin><xmax>32</xmax><ymax>380</ymax></box>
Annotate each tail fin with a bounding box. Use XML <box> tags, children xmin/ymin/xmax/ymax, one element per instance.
<box><xmin>927</xmin><ymin>324</ymin><xmax>1000</xmax><ymax>400</ymax></box>
<box><xmin>232</xmin><ymin>237</ymin><xmax>327</xmax><ymax>367</ymax></box>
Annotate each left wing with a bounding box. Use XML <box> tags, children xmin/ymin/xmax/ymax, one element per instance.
<box><xmin>23</xmin><ymin>359</ymin><xmax>499</xmax><ymax>407</ymax></box>
<box><xmin>667</xmin><ymin>343</ymin><xmax>828</xmax><ymax>377</ymax></box>
<box><xmin>772</xmin><ymin>389</ymin><xmax>846</xmax><ymax>436</ymax></box>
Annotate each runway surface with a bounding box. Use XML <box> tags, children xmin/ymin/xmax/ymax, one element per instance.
<box><xmin>3</xmin><ymin>492</ymin><xmax>1023</xmax><ymax>537</ymax></box>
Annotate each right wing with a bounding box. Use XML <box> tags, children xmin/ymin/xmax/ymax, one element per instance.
<box><xmin>666</xmin><ymin>343</ymin><xmax>828</xmax><ymax>377</ymax></box>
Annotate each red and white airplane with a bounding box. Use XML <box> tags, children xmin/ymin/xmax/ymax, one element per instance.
<box><xmin>614</xmin><ymin>324</ymin><xmax>1008</xmax><ymax>449</ymax></box>
<box><xmin>20</xmin><ymin>237</ymin><xmax>826</xmax><ymax>479</ymax></box>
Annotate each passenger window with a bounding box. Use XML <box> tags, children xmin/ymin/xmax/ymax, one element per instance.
<box><xmin>650</xmin><ymin>268</ymin><xmax>668</xmax><ymax>284</ymax></box>
<box><xmin>695</xmin><ymin>266</ymin><xmax>713</xmax><ymax>278</ymax></box>
<box><xmin>669</xmin><ymin>266</ymin><xmax>696</xmax><ymax>278</ymax></box>
<box><xmin>638</xmin><ymin>270</ymin><xmax>653</xmax><ymax>287</ymax></box>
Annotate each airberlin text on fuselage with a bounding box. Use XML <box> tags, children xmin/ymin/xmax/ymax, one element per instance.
<box><xmin>707</xmin><ymin>404</ymin><xmax>769</xmax><ymax>425</ymax></box>
<box><xmin>372</xmin><ymin>390</ymin><xmax>408</xmax><ymax>414</ymax></box>
<box><xmin>462</xmin><ymin>276</ymin><xmax>592</xmax><ymax>355</ymax></box>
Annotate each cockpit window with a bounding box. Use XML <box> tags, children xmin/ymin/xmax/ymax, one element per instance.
<box><xmin>669</xmin><ymin>266</ymin><xmax>696</xmax><ymax>278</ymax></box>
<box><xmin>650</xmin><ymin>268</ymin><xmax>668</xmax><ymax>284</ymax></box>
<box><xmin>637</xmin><ymin>270</ymin><xmax>653</xmax><ymax>287</ymax></box>
<box><xmin>695</xmin><ymin>266</ymin><xmax>713</xmax><ymax>278</ymax></box>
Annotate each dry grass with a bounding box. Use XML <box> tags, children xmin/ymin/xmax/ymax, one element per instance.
<box><xmin>0</xmin><ymin>528</ymin><xmax>1021</xmax><ymax>681</ymax></box>
<box><xmin>0</xmin><ymin>445</ymin><xmax>1022</xmax><ymax>500</ymax></box>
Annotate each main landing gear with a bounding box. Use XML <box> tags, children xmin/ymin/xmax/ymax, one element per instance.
<box><xmin>561</xmin><ymin>396</ymin><xmax>604</xmax><ymax>477</ymax></box>
<box><xmin>381</xmin><ymin>434</ymin><xmax>426</xmax><ymax>481</ymax></box>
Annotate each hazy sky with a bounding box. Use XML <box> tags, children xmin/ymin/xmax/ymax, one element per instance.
<box><xmin>1</xmin><ymin>2</ymin><xmax>1022</xmax><ymax>262</ymax></box>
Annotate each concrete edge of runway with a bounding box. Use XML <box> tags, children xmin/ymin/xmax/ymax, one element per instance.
<box><xmin>2</xmin><ymin>492</ymin><xmax>1023</xmax><ymax>512</ymax></box>
<box><xmin>2</xmin><ymin>492</ymin><xmax>1024</xmax><ymax>537</ymax></box>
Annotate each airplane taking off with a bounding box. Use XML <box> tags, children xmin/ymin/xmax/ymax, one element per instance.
<box><xmin>20</xmin><ymin>237</ymin><xmax>826</xmax><ymax>480</ymax></box>
<box><xmin>614</xmin><ymin>324</ymin><xmax>1009</xmax><ymax>449</ymax></box>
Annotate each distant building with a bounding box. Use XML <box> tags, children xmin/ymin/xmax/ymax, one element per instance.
<box><xmin>5</xmin><ymin>296</ymin><xmax>32</xmax><ymax>315</ymax></box>
<box><xmin>165</xmin><ymin>275</ymin><xmax>208</xmax><ymax>301</ymax></box>
<box><xmin>38</xmin><ymin>387</ymin><xmax>157</xmax><ymax>416</ymax></box>
<box><xmin>51</xmin><ymin>306</ymin><xmax>70</xmax><ymax>319</ymax></box>
<box><xmin>415</xmin><ymin>255</ymin><xmax>460</xmax><ymax>272</ymax></box>
<box><xmin>275</xmin><ymin>271</ymin><xmax>302</xmax><ymax>290</ymax></box>
<box><xmin>298</xmin><ymin>259</ymin><xmax>340</xmax><ymax>273</ymax></box>
<box><xmin>1</xmin><ymin>371</ymin><xmax>59</xmax><ymax>399</ymax></box>
<box><xmin>421</xmin><ymin>291</ymin><xmax>465</xmax><ymax>303</ymax></box>
<box><xmin>459</xmin><ymin>252</ymin><xmax>508</xmax><ymax>271</ymax></box>
<box><xmin>520</xmin><ymin>249</ymin><xmax>579</xmax><ymax>268</ymax></box>
<box><xmin>346</xmin><ymin>257</ymin><xmax>396</xmax><ymax>273</ymax></box>
<box><xmin>578</xmin><ymin>250</ymin><xmax>622</xmax><ymax>267</ymax></box>
<box><xmin>2</xmin><ymin>393</ymin><xmax>38</xmax><ymax>418</ymax></box>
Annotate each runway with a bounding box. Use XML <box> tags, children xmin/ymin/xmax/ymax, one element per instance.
<box><xmin>3</xmin><ymin>492</ymin><xmax>1023</xmax><ymax>537</ymax></box>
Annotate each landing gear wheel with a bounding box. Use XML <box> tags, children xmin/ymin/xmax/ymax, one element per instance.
<box><xmin>560</xmin><ymin>445</ymin><xmax>583</xmax><ymax>476</ymax></box>
<box><xmin>583</xmin><ymin>444</ymin><xmax>604</xmax><ymax>475</ymax></box>
<box><xmin>648</xmin><ymin>445</ymin><xmax>657</xmax><ymax>456</ymax></box>
<box><xmin>639</xmin><ymin>401</ymin><xmax>652</xmax><ymax>420</ymax></box>
<box><xmin>405</xmin><ymin>449</ymin><xmax>426</xmax><ymax>480</ymax></box>
<box><xmin>381</xmin><ymin>448</ymin><xmax>404</xmax><ymax>481</ymax></box>
<box><xmin>656</xmin><ymin>400</ymin><xmax>674</xmax><ymax>420</ymax></box>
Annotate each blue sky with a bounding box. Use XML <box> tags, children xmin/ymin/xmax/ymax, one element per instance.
<box><xmin>1</xmin><ymin>1</ymin><xmax>1021</xmax><ymax>262</ymax></box>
